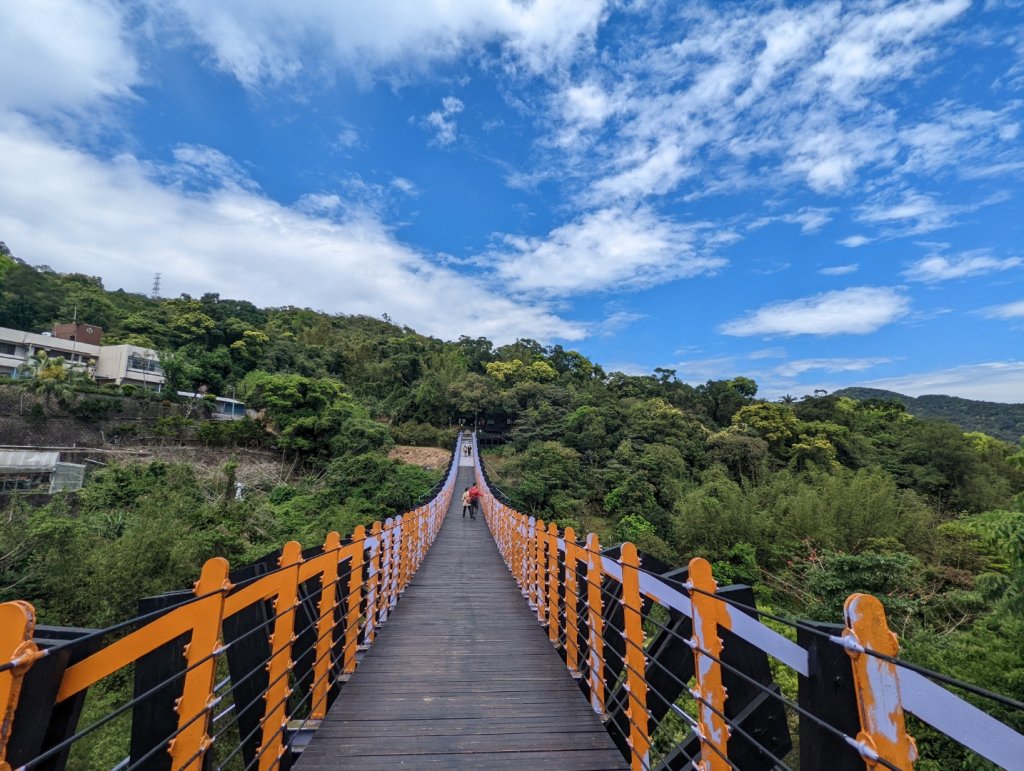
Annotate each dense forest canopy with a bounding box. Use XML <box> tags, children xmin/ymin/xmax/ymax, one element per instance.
<box><xmin>2</xmin><ymin>250</ymin><xmax>1023</xmax><ymax>767</ymax></box>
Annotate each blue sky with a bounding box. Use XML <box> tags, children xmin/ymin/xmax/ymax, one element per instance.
<box><xmin>0</xmin><ymin>0</ymin><xmax>1022</xmax><ymax>401</ymax></box>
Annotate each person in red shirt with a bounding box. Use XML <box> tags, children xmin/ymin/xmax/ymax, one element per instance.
<box><xmin>467</xmin><ymin>484</ymin><xmax>482</xmax><ymax>520</ymax></box>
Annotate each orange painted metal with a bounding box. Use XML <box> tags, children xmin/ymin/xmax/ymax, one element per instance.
<box><xmin>688</xmin><ymin>557</ymin><xmax>730</xmax><ymax>771</ymax></box>
<box><xmin>167</xmin><ymin>557</ymin><xmax>232</xmax><ymax>770</ymax></box>
<box><xmin>399</xmin><ymin>513</ymin><xmax>411</xmax><ymax>592</ymax></box>
<box><xmin>311</xmin><ymin>532</ymin><xmax>341</xmax><ymax>720</ymax></box>
<box><xmin>540</xmin><ymin>520</ymin><xmax>548</xmax><ymax>622</ymax></box>
<box><xmin>546</xmin><ymin>522</ymin><xmax>559</xmax><ymax>644</ymax></box>
<box><xmin>386</xmin><ymin>518</ymin><xmax>395</xmax><ymax>611</ymax></box>
<box><xmin>343</xmin><ymin>527</ymin><xmax>365</xmax><ymax>674</ymax></box>
<box><xmin>621</xmin><ymin>544</ymin><xmax>650</xmax><ymax>771</ymax></box>
<box><xmin>527</xmin><ymin>518</ymin><xmax>539</xmax><ymax>610</ymax></box>
<box><xmin>222</xmin><ymin>575</ymin><xmax>279</xmax><ymax>618</ymax></box>
<box><xmin>0</xmin><ymin>601</ymin><xmax>39</xmax><ymax>769</ymax></box>
<box><xmin>57</xmin><ymin>601</ymin><xmax>199</xmax><ymax>702</ymax></box>
<box><xmin>367</xmin><ymin>521</ymin><xmax>383</xmax><ymax>643</ymax></box>
<box><xmin>257</xmin><ymin>541</ymin><xmax>303</xmax><ymax>771</ymax></box>
<box><xmin>516</xmin><ymin>512</ymin><xmax>525</xmax><ymax>586</ymax></box>
<box><xmin>843</xmin><ymin>593</ymin><xmax>918</xmax><ymax>770</ymax></box>
<box><xmin>584</xmin><ymin>533</ymin><xmax>606</xmax><ymax>716</ymax></box>
<box><xmin>563</xmin><ymin>528</ymin><xmax>580</xmax><ymax>676</ymax></box>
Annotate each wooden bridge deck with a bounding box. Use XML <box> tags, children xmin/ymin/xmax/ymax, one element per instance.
<box><xmin>295</xmin><ymin>465</ymin><xmax>629</xmax><ymax>769</ymax></box>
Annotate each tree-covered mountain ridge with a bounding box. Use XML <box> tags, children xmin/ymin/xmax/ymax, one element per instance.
<box><xmin>835</xmin><ymin>387</ymin><xmax>1024</xmax><ymax>443</ymax></box>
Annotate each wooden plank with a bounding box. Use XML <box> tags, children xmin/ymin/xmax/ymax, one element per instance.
<box><xmin>294</xmin><ymin>464</ymin><xmax>628</xmax><ymax>770</ymax></box>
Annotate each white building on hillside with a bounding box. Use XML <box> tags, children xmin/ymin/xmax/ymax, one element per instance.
<box><xmin>0</xmin><ymin>326</ymin><xmax>165</xmax><ymax>391</ymax></box>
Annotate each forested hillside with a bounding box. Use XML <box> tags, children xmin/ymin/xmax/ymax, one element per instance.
<box><xmin>836</xmin><ymin>386</ymin><xmax>1024</xmax><ymax>443</ymax></box>
<box><xmin>2</xmin><ymin>251</ymin><xmax>1023</xmax><ymax>767</ymax></box>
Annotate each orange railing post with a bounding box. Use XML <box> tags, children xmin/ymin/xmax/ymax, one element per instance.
<box><xmin>257</xmin><ymin>541</ymin><xmax>303</xmax><ymax>771</ymax></box>
<box><xmin>381</xmin><ymin>518</ymin><xmax>394</xmax><ymax>621</ymax></box>
<box><xmin>563</xmin><ymin>528</ymin><xmax>580</xmax><ymax>676</ymax></box>
<box><xmin>843</xmin><ymin>593</ymin><xmax>918</xmax><ymax>770</ymax></box>
<box><xmin>547</xmin><ymin>523</ymin><xmax>559</xmax><ymax>644</ymax></box>
<box><xmin>518</xmin><ymin>511</ymin><xmax>524</xmax><ymax>582</ymax></box>
<box><xmin>0</xmin><ymin>601</ymin><xmax>39</xmax><ymax>768</ymax></box>
<box><xmin>688</xmin><ymin>557</ymin><xmax>730</xmax><ymax>771</ymax></box>
<box><xmin>311</xmin><ymin>531</ymin><xmax>341</xmax><ymax>720</ymax></box>
<box><xmin>585</xmin><ymin>533</ymin><xmax>606</xmax><ymax>716</ymax></box>
<box><xmin>168</xmin><ymin>557</ymin><xmax>232</xmax><ymax>770</ymax></box>
<box><xmin>621</xmin><ymin>543</ymin><xmax>650</xmax><ymax>770</ymax></box>
<box><xmin>366</xmin><ymin>522</ymin><xmax>383</xmax><ymax>644</ymax></box>
<box><xmin>534</xmin><ymin>519</ymin><xmax>546</xmax><ymax>623</ymax></box>
<box><xmin>344</xmin><ymin>525</ymin><xmax>366</xmax><ymax>674</ymax></box>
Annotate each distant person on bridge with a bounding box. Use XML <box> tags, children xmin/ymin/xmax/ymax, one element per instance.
<box><xmin>468</xmin><ymin>484</ymin><xmax>482</xmax><ymax>520</ymax></box>
<box><xmin>462</xmin><ymin>487</ymin><xmax>472</xmax><ymax>518</ymax></box>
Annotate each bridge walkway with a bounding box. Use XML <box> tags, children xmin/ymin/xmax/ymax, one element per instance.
<box><xmin>295</xmin><ymin>463</ymin><xmax>628</xmax><ymax>769</ymax></box>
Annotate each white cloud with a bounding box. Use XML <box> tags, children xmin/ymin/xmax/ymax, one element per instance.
<box><xmin>748</xmin><ymin>347</ymin><xmax>787</xmax><ymax>360</ymax></box>
<box><xmin>538</xmin><ymin>0</ymin><xmax>992</xmax><ymax>206</ymax></box>
<box><xmin>981</xmin><ymin>300</ymin><xmax>1024</xmax><ymax>319</ymax></box>
<box><xmin>390</xmin><ymin>177</ymin><xmax>417</xmax><ymax>195</ymax></box>
<box><xmin>424</xmin><ymin>96</ymin><xmax>464</xmax><ymax>146</ymax></box>
<box><xmin>853</xmin><ymin>361</ymin><xmax>1024</xmax><ymax>403</ymax></box>
<box><xmin>721</xmin><ymin>286</ymin><xmax>910</xmax><ymax>337</ymax></box>
<box><xmin>808</xmin><ymin>0</ymin><xmax>970</xmax><ymax>105</ymax></box>
<box><xmin>749</xmin><ymin>207</ymin><xmax>834</xmax><ymax>233</ymax></box>
<box><xmin>490</xmin><ymin>206</ymin><xmax>727</xmax><ymax>296</ymax></box>
<box><xmin>839</xmin><ymin>235</ymin><xmax>871</xmax><ymax>248</ymax></box>
<box><xmin>0</xmin><ymin>0</ymin><xmax>138</xmax><ymax>115</ymax></box>
<box><xmin>857</xmin><ymin>191</ymin><xmax>959</xmax><ymax>235</ymax></box>
<box><xmin>145</xmin><ymin>0</ymin><xmax>609</xmax><ymax>87</ymax></box>
<box><xmin>819</xmin><ymin>263</ymin><xmax>859</xmax><ymax>276</ymax></box>
<box><xmin>594</xmin><ymin>310</ymin><xmax>645</xmax><ymax>337</ymax></box>
<box><xmin>774</xmin><ymin>357</ymin><xmax>892</xmax><ymax>377</ymax></box>
<box><xmin>903</xmin><ymin>251</ymin><xmax>1022</xmax><ymax>282</ymax></box>
<box><xmin>671</xmin><ymin>356</ymin><xmax>741</xmax><ymax>382</ymax></box>
<box><xmin>336</xmin><ymin>127</ymin><xmax>360</xmax><ymax>148</ymax></box>
<box><xmin>0</xmin><ymin>118</ymin><xmax>583</xmax><ymax>345</ymax></box>
<box><xmin>588</xmin><ymin>140</ymin><xmax>693</xmax><ymax>203</ymax></box>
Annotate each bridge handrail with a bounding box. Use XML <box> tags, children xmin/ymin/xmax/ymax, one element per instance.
<box><xmin>472</xmin><ymin>434</ymin><xmax>1024</xmax><ymax>771</ymax></box>
<box><xmin>0</xmin><ymin>434</ymin><xmax>464</xmax><ymax>770</ymax></box>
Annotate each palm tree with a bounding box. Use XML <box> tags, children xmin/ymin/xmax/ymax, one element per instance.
<box><xmin>17</xmin><ymin>351</ymin><xmax>78</xmax><ymax>407</ymax></box>
<box><xmin>779</xmin><ymin>394</ymin><xmax>796</xmax><ymax>404</ymax></box>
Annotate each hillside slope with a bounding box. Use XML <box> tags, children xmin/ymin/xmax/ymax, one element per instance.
<box><xmin>834</xmin><ymin>387</ymin><xmax>1024</xmax><ymax>443</ymax></box>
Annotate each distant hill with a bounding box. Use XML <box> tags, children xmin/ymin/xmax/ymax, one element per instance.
<box><xmin>834</xmin><ymin>387</ymin><xmax>1024</xmax><ymax>443</ymax></box>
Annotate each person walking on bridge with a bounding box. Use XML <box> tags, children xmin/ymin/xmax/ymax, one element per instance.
<box><xmin>467</xmin><ymin>484</ymin><xmax>482</xmax><ymax>520</ymax></box>
<box><xmin>461</xmin><ymin>487</ymin><xmax>472</xmax><ymax>518</ymax></box>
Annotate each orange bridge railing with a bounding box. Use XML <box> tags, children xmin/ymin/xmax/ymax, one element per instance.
<box><xmin>471</xmin><ymin>434</ymin><xmax>1024</xmax><ymax>771</ymax></box>
<box><xmin>0</xmin><ymin>436</ymin><xmax>464</xmax><ymax>770</ymax></box>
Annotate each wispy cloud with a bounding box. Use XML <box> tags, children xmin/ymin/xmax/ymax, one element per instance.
<box><xmin>424</xmin><ymin>96</ymin><xmax>465</xmax><ymax>146</ymax></box>
<box><xmin>489</xmin><ymin>206</ymin><xmax>727</xmax><ymax>297</ymax></box>
<box><xmin>721</xmin><ymin>286</ymin><xmax>910</xmax><ymax>337</ymax></box>
<box><xmin>819</xmin><ymin>263</ymin><xmax>859</xmax><ymax>276</ymax></box>
<box><xmin>774</xmin><ymin>357</ymin><xmax>892</xmax><ymax>377</ymax></box>
<box><xmin>144</xmin><ymin>0</ymin><xmax>610</xmax><ymax>87</ymax></box>
<box><xmin>903</xmin><ymin>250</ymin><xmax>1022</xmax><ymax>282</ymax></box>
<box><xmin>749</xmin><ymin>207</ymin><xmax>835</xmax><ymax>233</ymax></box>
<box><xmin>748</xmin><ymin>347</ymin><xmax>787</xmax><ymax>360</ymax></box>
<box><xmin>981</xmin><ymin>300</ymin><xmax>1024</xmax><ymax>320</ymax></box>
<box><xmin>543</xmin><ymin>0</ymin><xmax>990</xmax><ymax>209</ymax></box>
<box><xmin>857</xmin><ymin>190</ymin><xmax>960</xmax><ymax>235</ymax></box>
<box><xmin>839</xmin><ymin>235</ymin><xmax>871</xmax><ymax>248</ymax></box>
<box><xmin>593</xmin><ymin>310</ymin><xmax>645</xmax><ymax>337</ymax></box>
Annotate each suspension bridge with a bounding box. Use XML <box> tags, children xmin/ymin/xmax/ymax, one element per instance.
<box><xmin>1</xmin><ymin>433</ymin><xmax>1022</xmax><ymax>770</ymax></box>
